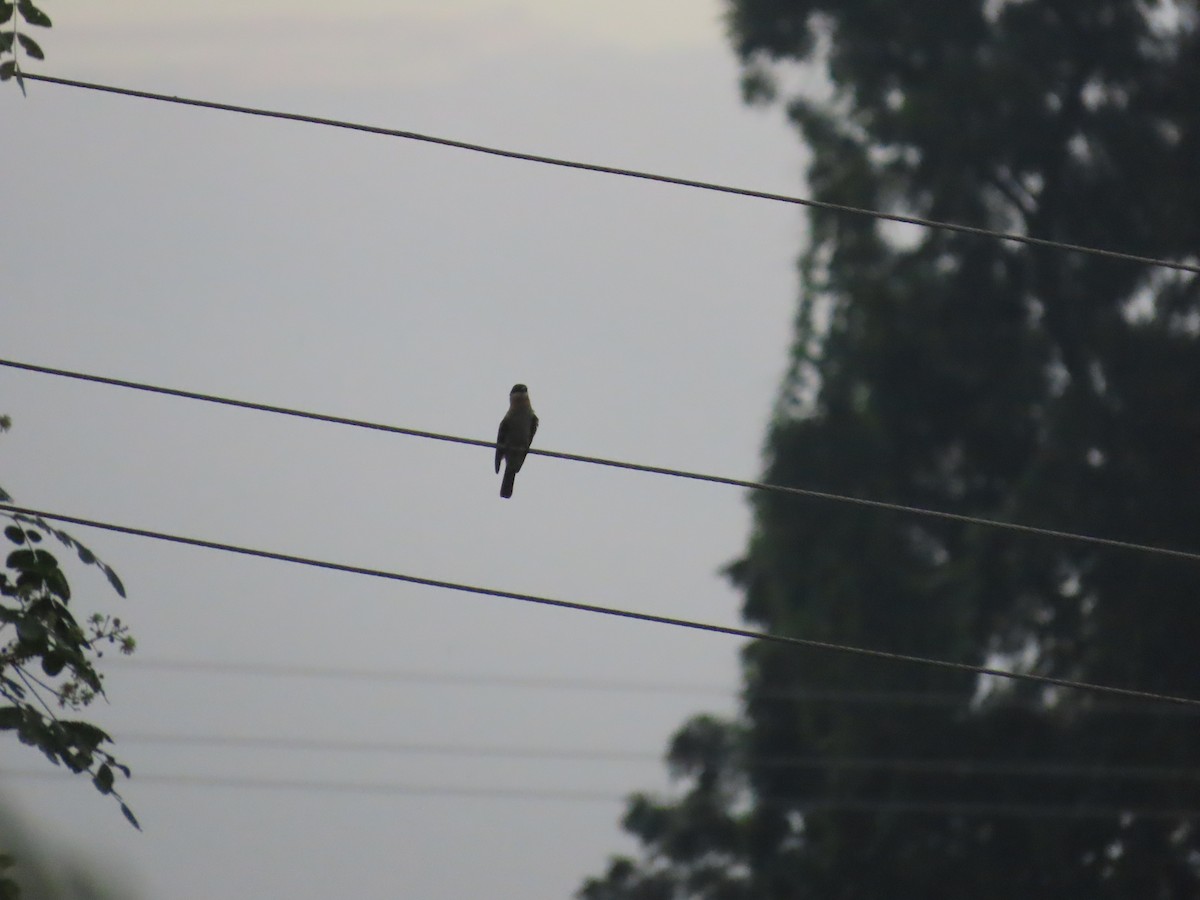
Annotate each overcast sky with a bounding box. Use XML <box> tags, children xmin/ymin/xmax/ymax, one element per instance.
<box><xmin>1</xmin><ymin>2</ymin><xmax>810</xmax><ymax>896</ymax></box>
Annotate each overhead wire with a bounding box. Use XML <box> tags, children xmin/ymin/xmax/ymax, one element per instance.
<box><xmin>19</xmin><ymin>72</ymin><xmax>1200</xmax><ymax>277</ymax></box>
<box><xmin>3</xmin><ymin>502</ymin><xmax>1199</xmax><ymax>709</ymax></box>
<box><xmin>113</xmin><ymin>658</ymin><xmax>1200</xmax><ymax>716</ymax></box>
<box><xmin>114</xmin><ymin>732</ymin><xmax>1200</xmax><ymax>781</ymax></box>
<box><xmin>4</xmin><ymin>357</ymin><xmax>1200</xmax><ymax>565</ymax></box>
<box><xmin>4</xmin><ymin>769</ymin><xmax>1196</xmax><ymax>818</ymax></box>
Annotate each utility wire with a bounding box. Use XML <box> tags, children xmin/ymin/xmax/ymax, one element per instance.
<box><xmin>112</xmin><ymin>658</ymin><xmax>1200</xmax><ymax>716</ymax></box>
<box><xmin>113</xmin><ymin>657</ymin><xmax>744</xmax><ymax>695</ymax></box>
<box><xmin>116</xmin><ymin>732</ymin><xmax>1200</xmax><ymax>781</ymax></box>
<box><xmin>3</xmin><ymin>503</ymin><xmax>1199</xmax><ymax>709</ymax></box>
<box><xmin>4</xmin><ymin>357</ymin><xmax>1200</xmax><ymax>565</ymax></box>
<box><xmin>1</xmin><ymin>769</ymin><xmax>618</xmax><ymax>803</ymax></box>
<box><xmin>19</xmin><ymin>72</ymin><xmax>1200</xmax><ymax>277</ymax></box>
<box><xmin>4</xmin><ymin>769</ymin><xmax>1195</xmax><ymax>818</ymax></box>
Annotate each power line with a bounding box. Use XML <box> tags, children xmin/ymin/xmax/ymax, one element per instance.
<box><xmin>19</xmin><ymin>72</ymin><xmax>1200</xmax><ymax>277</ymax></box>
<box><xmin>113</xmin><ymin>658</ymin><xmax>750</xmax><ymax>700</ymax></box>
<box><xmin>5</xmin><ymin>356</ymin><xmax>1199</xmax><ymax>565</ymax></box>
<box><xmin>111</xmin><ymin>658</ymin><xmax>1200</xmax><ymax>716</ymax></box>
<box><xmin>5</xmin><ymin>769</ymin><xmax>1195</xmax><ymax>819</ymax></box>
<box><xmin>4</xmin><ymin>502</ymin><xmax>1199</xmax><ymax>709</ymax></box>
<box><xmin>2</xmin><ymin>769</ymin><xmax>619</xmax><ymax>804</ymax></box>
<box><xmin>116</xmin><ymin>732</ymin><xmax>1200</xmax><ymax>781</ymax></box>
<box><xmin>114</xmin><ymin>658</ymin><xmax>738</xmax><ymax>695</ymax></box>
<box><xmin>124</xmin><ymin>733</ymin><xmax>657</xmax><ymax>763</ymax></box>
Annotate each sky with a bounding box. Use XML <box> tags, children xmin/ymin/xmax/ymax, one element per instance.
<box><xmin>1</xmin><ymin>2</ymin><xmax>810</xmax><ymax>897</ymax></box>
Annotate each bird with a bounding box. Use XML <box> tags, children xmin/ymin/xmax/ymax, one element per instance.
<box><xmin>495</xmin><ymin>383</ymin><xmax>539</xmax><ymax>499</ymax></box>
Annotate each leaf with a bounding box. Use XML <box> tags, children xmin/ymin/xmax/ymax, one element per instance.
<box><xmin>102</xmin><ymin>564</ymin><xmax>126</xmax><ymax>598</ymax></box>
<box><xmin>45</xmin><ymin>568</ymin><xmax>70</xmax><ymax>602</ymax></box>
<box><xmin>6</xmin><ymin>549</ymin><xmax>35</xmax><ymax>569</ymax></box>
<box><xmin>93</xmin><ymin>763</ymin><xmax>114</xmax><ymax>794</ymax></box>
<box><xmin>62</xmin><ymin>748</ymin><xmax>91</xmax><ymax>773</ymax></box>
<box><xmin>0</xmin><ymin>3</ymin><xmax>12</xmax><ymax>26</ymax></box>
<box><xmin>3</xmin><ymin>526</ymin><xmax>23</xmax><ymax>545</ymax></box>
<box><xmin>5</xmin><ymin>519</ymin><xmax>39</xmax><ymax>541</ymax></box>
<box><xmin>0</xmin><ymin>32</ymin><xmax>12</xmax><ymax>53</ymax></box>
<box><xmin>75</xmin><ymin>665</ymin><xmax>103</xmax><ymax>693</ymax></box>
<box><xmin>0</xmin><ymin>485</ymin><xmax>10</xmax><ymax>502</ymax></box>
<box><xmin>120</xmin><ymin>802</ymin><xmax>141</xmax><ymax>831</ymax></box>
<box><xmin>14</xmin><ymin>571</ymin><xmax>44</xmax><ymax>593</ymax></box>
<box><xmin>41</xmin><ymin>651</ymin><xmax>66</xmax><ymax>677</ymax></box>
<box><xmin>15</xmin><ymin>31</ymin><xmax>39</xmax><ymax>59</ymax></box>
<box><xmin>15</xmin><ymin>615</ymin><xmax>46</xmax><ymax>643</ymax></box>
<box><xmin>0</xmin><ymin>60</ymin><xmax>14</xmax><ymax>81</ymax></box>
<box><xmin>16</xmin><ymin>711</ymin><xmax>46</xmax><ymax>747</ymax></box>
<box><xmin>51</xmin><ymin>601</ymin><xmax>79</xmax><ymax>635</ymax></box>
<box><xmin>0</xmin><ymin>705</ymin><xmax>21</xmax><ymax>730</ymax></box>
<box><xmin>24</xmin><ymin>531</ymin><xmax>39</xmax><ymax>543</ymax></box>
<box><xmin>15</xmin><ymin>0</ymin><xmax>50</xmax><ymax>28</ymax></box>
<box><xmin>7</xmin><ymin>548</ymin><xmax>56</xmax><ymax>574</ymax></box>
<box><xmin>60</xmin><ymin>720</ymin><xmax>111</xmax><ymax>746</ymax></box>
<box><xmin>76</xmin><ymin>544</ymin><xmax>95</xmax><ymax>564</ymax></box>
<box><xmin>31</xmin><ymin>520</ymin><xmax>71</xmax><ymax>549</ymax></box>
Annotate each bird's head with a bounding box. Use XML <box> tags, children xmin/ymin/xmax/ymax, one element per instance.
<box><xmin>508</xmin><ymin>383</ymin><xmax>531</xmax><ymax>407</ymax></box>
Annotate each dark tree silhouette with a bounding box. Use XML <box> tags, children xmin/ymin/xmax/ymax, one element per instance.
<box><xmin>583</xmin><ymin>3</ymin><xmax>1200</xmax><ymax>896</ymax></box>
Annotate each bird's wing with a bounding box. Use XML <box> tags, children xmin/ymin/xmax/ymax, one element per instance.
<box><xmin>530</xmin><ymin>414</ymin><xmax>539</xmax><ymax>444</ymax></box>
<box><xmin>495</xmin><ymin>418</ymin><xmax>509</xmax><ymax>473</ymax></box>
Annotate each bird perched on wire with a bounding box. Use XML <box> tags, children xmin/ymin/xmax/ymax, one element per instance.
<box><xmin>495</xmin><ymin>383</ymin><xmax>539</xmax><ymax>499</ymax></box>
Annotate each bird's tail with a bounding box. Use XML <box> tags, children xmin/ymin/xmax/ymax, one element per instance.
<box><xmin>500</xmin><ymin>467</ymin><xmax>516</xmax><ymax>499</ymax></box>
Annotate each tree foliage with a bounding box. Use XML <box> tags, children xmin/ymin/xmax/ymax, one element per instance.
<box><xmin>0</xmin><ymin>420</ymin><xmax>138</xmax><ymax>832</ymax></box>
<box><xmin>583</xmin><ymin>2</ymin><xmax>1200</xmax><ymax>896</ymax></box>
<box><xmin>0</xmin><ymin>0</ymin><xmax>52</xmax><ymax>95</ymax></box>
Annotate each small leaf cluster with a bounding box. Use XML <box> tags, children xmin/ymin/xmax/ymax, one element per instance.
<box><xmin>0</xmin><ymin>514</ymin><xmax>139</xmax><ymax>830</ymax></box>
<box><xmin>0</xmin><ymin>1</ymin><xmax>52</xmax><ymax>96</ymax></box>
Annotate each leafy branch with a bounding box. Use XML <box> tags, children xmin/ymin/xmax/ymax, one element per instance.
<box><xmin>0</xmin><ymin>1</ymin><xmax>52</xmax><ymax>96</ymax></box>
<box><xmin>1</xmin><ymin>421</ymin><xmax>139</xmax><ymax>829</ymax></box>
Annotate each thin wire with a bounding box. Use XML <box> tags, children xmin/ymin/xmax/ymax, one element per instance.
<box><xmin>4</xmin><ymin>769</ymin><xmax>1196</xmax><ymax>818</ymax></box>
<box><xmin>112</xmin><ymin>658</ymin><xmax>1200</xmax><ymax>716</ymax></box>
<box><xmin>117</xmin><ymin>732</ymin><xmax>1200</xmax><ymax>781</ymax></box>
<box><xmin>4</xmin><ymin>357</ymin><xmax>1199</xmax><ymax>565</ymax></box>
<box><xmin>19</xmin><ymin>72</ymin><xmax>1200</xmax><ymax>277</ymax></box>
<box><xmin>3</xmin><ymin>503</ymin><xmax>1198</xmax><ymax>709</ymax></box>
<box><xmin>1</xmin><ymin>769</ymin><xmax>618</xmax><ymax>803</ymax></box>
<box><xmin>111</xmin><ymin>657</ymin><xmax>754</xmax><ymax>700</ymax></box>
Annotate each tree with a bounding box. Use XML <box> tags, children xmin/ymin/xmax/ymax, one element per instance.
<box><xmin>582</xmin><ymin>2</ymin><xmax>1200</xmax><ymax>896</ymax></box>
<box><xmin>0</xmin><ymin>418</ymin><xmax>139</xmax><ymax>833</ymax></box>
<box><xmin>0</xmin><ymin>0</ymin><xmax>52</xmax><ymax>95</ymax></box>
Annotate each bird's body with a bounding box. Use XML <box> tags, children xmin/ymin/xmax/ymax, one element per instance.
<box><xmin>495</xmin><ymin>384</ymin><xmax>538</xmax><ymax>498</ymax></box>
